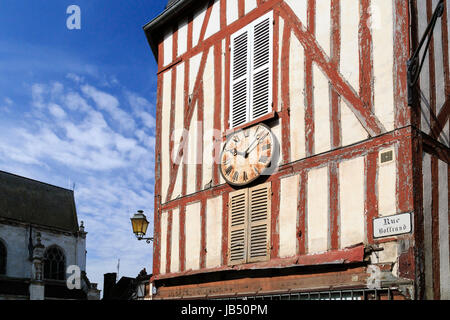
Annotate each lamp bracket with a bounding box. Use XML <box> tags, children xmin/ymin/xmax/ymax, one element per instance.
<box><xmin>407</xmin><ymin>0</ymin><xmax>444</xmax><ymax>106</ymax></box>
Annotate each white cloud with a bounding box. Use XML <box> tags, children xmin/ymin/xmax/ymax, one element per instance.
<box><xmin>127</xmin><ymin>92</ymin><xmax>156</xmax><ymax>129</ymax></box>
<box><xmin>0</xmin><ymin>78</ymin><xmax>156</xmax><ymax>289</ymax></box>
<box><xmin>48</xmin><ymin>103</ymin><xmax>66</xmax><ymax>119</ymax></box>
<box><xmin>81</xmin><ymin>85</ymin><xmax>136</xmax><ymax>132</ymax></box>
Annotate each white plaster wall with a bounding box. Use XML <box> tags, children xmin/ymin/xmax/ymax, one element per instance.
<box><xmin>170</xmin><ymin>208</ymin><xmax>180</xmax><ymax>273</ymax></box>
<box><xmin>378</xmin><ymin>147</ymin><xmax>397</xmax><ymax>216</ymax></box>
<box><xmin>316</xmin><ymin>0</ymin><xmax>331</xmax><ymax>57</ymax></box>
<box><xmin>307</xmin><ymin>166</ymin><xmax>329</xmax><ymax>253</ymax></box>
<box><xmin>284</xmin><ymin>0</ymin><xmax>307</xmax><ymax>27</ymax></box>
<box><xmin>193</xmin><ymin>3</ymin><xmax>207</xmax><ymax>47</ymax></box>
<box><xmin>226</xmin><ymin>0</ymin><xmax>239</xmax><ymax>26</ymax></box>
<box><xmin>434</xmin><ymin>0</ymin><xmax>446</xmax><ymax>116</ymax></box>
<box><xmin>163</xmin><ymin>31</ymin><xmax>173</xmax><ymax>66</ymax></box>
<box><xmin>279</xmin><ymin>174</ymin><xmax>299</xmax><ymax>258</ymax></box>
<box><xmin>423</xmin><ymin>153</ymin><xmax>434</xmax><ymax>299</ymax></box>
<box><xmin>440</xmin><ymin>121</ymin><xmax>449</xmax><ymax>147</ymax></box>
<box><xmin>159</xmin><ymin>211</ymin><xmax>169</xmax><ymax>274</ymax></box>
<box><xmin>206</xmin><ymin>196</ymin><xmax>222</xmax><ymax>268</ymax></box>
<box><xmin>339</xmin><ymin>157</ymin><xmax>365</xmax><ymax>248</ymax></box>
<box><xmin>372</xmin><ymin>0</ymin><xmax>394</xmax><ymax>132</ymax></box>
<box><xmin>189</xmin><ymin>53</ymin><xmax>202</xmax><ymax>94</ymax></box>
<box><xmin>161</xmin><ymin>71</ymin><xmax>172</xmax><ymax>203</ymax></box>
<box><xmin>418</xmin><ymin>0</ymin><xmax>432</xmax><ymax>132</ymax></box>
<box><xmin>340</xmin><ymin>0</ymin><xmax>359</xmax><ymax>91</ymax></box>
<box><xmin>203</xmin><ymin>47</ymin><xmax>215</xmax><ymax>189</ymax></box>
<box><xmin>438</xmin><ymin>159</ymin><xmax>450</xmax><ymax>299</ymax></box>
<box><xmin>0</xmin><ymin>224</ymin><xmax>29</xmax><ymax>278</ymax></box>
<box><xmin>186</xmin><ymin>105</ymin><xmax>198</xmax><ymax>195</ymax></box>
<box><xmin>178</xmin><ymin>18</ymin><xmax>188</xmax><ymax>56</ymax></box>
<box><xmin>220</xmin><ymin>39</ymin><xmax>226</xmax><ymax>185</ymax></box>
<box><xmin>289</xmin><ymin>34</ymin><xmax>306</xmax><ymax>161</ymax></box>
<box><xmin>185</xmin><ymin>202</ymin><xmax>201</xmax><ymax>271</ymax></box>
<box><xmin>204</xmin><ymin>0</ymin><xmax>221</xmax><ymax>40</ymax></box>
<box><xmin>0</xmin><ymin>224</ymin><xmax>85</xmax><ymax>279</ymax></box>
<box><xmin>341</xmin><ymin>101</ymin><xmax>368</xmax><ymax>146</ymax></box>
<box><xmin>172</xmin><ymin>63</ymin><xmax>185</xmax><ymax>200</ymax></box>
<box><xmin>313</xmin><ymin>64</ymin><xmax>331</xmax><ymax>155</ymax></box>
<box><xmin>245</xmin><ymin>0</ymin><xmax>257</xmax><ymax>15</ymax></box>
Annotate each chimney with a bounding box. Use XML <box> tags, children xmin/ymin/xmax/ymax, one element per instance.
<box><xmin>103</xmin><ymin>273</ymin><xmax>117</xmax><ymax>300</ymax></box>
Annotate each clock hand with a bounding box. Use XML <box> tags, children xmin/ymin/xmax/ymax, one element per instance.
<box><xmin>245</xmin><ymin>132</ymin><xmax>269</xmax><ymax>157</ymax></box>
<box><xmin>244</xmin><ymin>136</ymin><xmax>260</xmax><ymax>157</ymax></box>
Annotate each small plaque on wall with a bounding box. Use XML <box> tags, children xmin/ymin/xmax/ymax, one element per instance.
<box><xmin>373</xmin><ymin>212</ymin><xmax>412</xmax><ymax>238</ymax></box>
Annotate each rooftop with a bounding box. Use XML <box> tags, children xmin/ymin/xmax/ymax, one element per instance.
<box><xmin>0</xmin><ymin>170</ymin><xmax>79</xmax><ymax>233</ymax></box>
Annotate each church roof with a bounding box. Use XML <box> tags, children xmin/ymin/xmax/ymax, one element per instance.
<box><xmin>0</xmin><ymin>171</ymin><xmax>79</xmax><ymax>233</ymax></box>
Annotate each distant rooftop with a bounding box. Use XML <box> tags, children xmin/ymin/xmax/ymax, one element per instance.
<box><xmin>0</xmin><ymin>170</ymin><xmax>79</xmax><ymax>233</ymax></box>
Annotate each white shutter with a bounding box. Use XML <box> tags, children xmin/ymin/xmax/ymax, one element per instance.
<box><xmin>230</xmin><ymin>27</ymin><xmax>250</xmax><ymax>128</ymax></box>
<box><xmin>247</xmin><ymin>182</ymin><xmax>271</xmax><ymax>263</ymax></box>
<box><xmin>230</xmin><ymin>11</ymin><xmax>273</xmax><ymax>128</ymax></box>
<box><xmin>228</xmin><ymin>188</ymin><xmax>248</xmax><ymax>265</ymax></box>
<box><xmin>250</xmin><ymin>13</ymin><xmax>273</xmax><ymax>121</ymax></box>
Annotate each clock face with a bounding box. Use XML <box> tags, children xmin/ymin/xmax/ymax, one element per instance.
<box><xmin>220</xmin><ymin>123</ymin><xmax>276</xmax><ymax>186</ymax></box>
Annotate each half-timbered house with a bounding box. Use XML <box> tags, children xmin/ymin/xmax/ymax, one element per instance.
<box><xmin>144</xmin><ymin>0</ymin><xmax>449</xmax><ymax>300</ymax></box>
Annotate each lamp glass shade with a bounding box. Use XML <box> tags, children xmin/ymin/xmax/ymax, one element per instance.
<box><xmin>130</xmin><ymin>212</ymin><xmax>149</xmax><ymax>238</ymax></box>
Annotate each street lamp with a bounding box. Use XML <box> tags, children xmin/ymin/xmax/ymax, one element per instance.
<box><xmin>130</xmin><ymin>210</ymin><xmax>153</xmax><ymax>243</ymax></box>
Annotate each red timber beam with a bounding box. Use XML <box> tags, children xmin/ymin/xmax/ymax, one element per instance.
<box><xmin>213</xmin><ymin>44</ymin><xmax>222</xmax><ymax>186</ymax></box>
<box><xmin>330</xmin><ymin>0</ymin><xmax>341</xmax><ymax>149</ymax></box>
<box><xmin>359</xmin><ymin>0</ymin><xmax>374</xmax><ymax>113</ymax></box>
<box><xmin>221</xmin><ymin>191</ymin><xmax>229</xmax><ymax>266</ymax></box>
<box><xmin>329</xmin><ymin>162</ymin><xmax>340</xmax><ymax>250</ymax></box>
<box><xmin>238</xmin><ymin>0</ymin><xmax>245</xmax><ymax>19</ymax></box>
<box><xmin>305</xmin><ymin>0</ymin><xmax>315</xmax><ymax>156</ymax></box>
<box><xmin>153</xmin><ymin>40</ymin><xmax>165</xmax><ymax>276</ymax></box>
<box><xmin>365</xmin><ymin>151</ymin><xmax>379</xmax><ymax>244</ymax></box>
<box><xmin>153</xmin><ymin>244</ymin><xmax>366</xmax><ymax>281</ymax></box>
<box><xmin>412</xmin><ymin>130</ymin><xmax>425</xmax><ymax>300</ymax></box>
<box><xmin>431</xmin><ymin>153</ymin><xmax>441</xmax><ymax>299</ymax></box>
<box><xmin>430</xmin><ymin>98</ymin><xmax>450</xmax><ymax>139</ymax></box>
<box><xmin>200</xmin><ymin>199</ymin><xmax>207</xmax><ymax>269</ymax></box>
<box><xmin>279</xmin><ymin>2</ymin><xmax>387</xmax><ymax>138</ymax></box>
<box><xmin>394</xmin><ymin>0</ymin><xmax>411</xmax><ymax>128</ymax></box>
<box><xmin>280</xmin><ymin>16</ymin><xmax>292</xmax><ymax>163</ymax></box>
<box><xmin>409</xmin><ymin>0</ymin><xmax>422</xmax><ymax>129</ymax></box>
<box><xmin>166</xmin><ymin>210</ymin><xmax>173</xmax><ymax>274</ymax></box>
<box><xmin>297</xmin><ymin>170</ymin><xmax>307</xmax><ymax>255</ymax></box>
<box><xmin>179</xmin><ymin>206</ymin><xmax>186</xmax><ymax>272</ymax></box>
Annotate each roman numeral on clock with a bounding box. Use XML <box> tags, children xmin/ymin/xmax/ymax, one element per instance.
<box><xmin>262</xmin><ymin>143</ymin><xmax>271</xmax><ymax>151</ymax></box>
<box><xmin>225</xmin><ymin>166</ymin><xmax>233</xmax><ymax>176</ymax></box>
<box><xmin>243</xmin><ymin>171</ymin><xmax>248</xmax><ymax>182</ymax></box>
<box><xmin>232</xmin><ymin>171</ymin><xmax>239</xmax><ymax>182</ymax></box>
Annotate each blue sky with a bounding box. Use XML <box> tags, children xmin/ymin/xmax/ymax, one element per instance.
<box><xmin>0</xmin><ymin>1</ymin><xmax>167</xmax><ymax>291</ymax></box>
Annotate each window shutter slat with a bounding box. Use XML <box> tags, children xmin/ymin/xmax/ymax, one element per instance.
<box><xmin>251</xmin><ymin>16</ymin><xmax>272</xmax><ymax>121</ymax></box>
<box><xmin>228</xmin><ymin>189</ymin><xmax>248</xmax><ymax>265</ymax></box>
<box><xmin>231</xmin><ymin>29</ymin><xmax>250</xmax><ymax>128</ymax></box>
<box><xmin>247</xmin><ymin>182</ymin><xmax>271</xmax><ymax>263</ymax></box>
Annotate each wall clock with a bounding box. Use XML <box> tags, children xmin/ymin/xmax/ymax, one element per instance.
<box><xmin>220</xmin><ymin>123</ymin><xmax>277</xmax><ymax>187</ymax></box>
